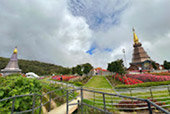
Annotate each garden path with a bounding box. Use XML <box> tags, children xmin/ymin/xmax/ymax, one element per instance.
<box><xmin>48</xmin><ymin>97</ymin><xmax>81</xmax><ymax>114</ymax></box>
<box><xmin>85</xmin><ymin>76</ymin><xmax>113</xmax><ymax>89</ymax></box>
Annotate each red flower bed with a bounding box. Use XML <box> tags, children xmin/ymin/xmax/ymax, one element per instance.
<box><xmin>127</xmin><ymin>74</ymin><xmax>170</xmax><ymax>82</ymax></box>
<box><xmin>113</xmin><ymin>74</ymin><xmax>143</xmax><ymax>85</ymax></box>
<box><xmin>52</xmin><ymin>75</ymin><xmax>77</xmax><ymax>81</ymax></box>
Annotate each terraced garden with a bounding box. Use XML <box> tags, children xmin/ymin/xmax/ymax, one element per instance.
<box><xmin>82</xmin><ymin>75</ymin><xmax>170</xmax><ymax>113</ymax></box>
<box><xmin>83</xmin><ymin>76</ymin><xmax>120</xmax><ymax>113</ymax></box>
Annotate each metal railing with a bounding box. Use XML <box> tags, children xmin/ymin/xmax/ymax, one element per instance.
<box><xmin>0</xmin><ymin>88</ymin><xmax>67</xmax><ymax>114</ymax></box>
<box><xmin>66</xmin><ymin>87</ymin><xmax>170</xmax><ymax>114</ymax></box>
<box><xmin>1</xmin><ymin>87</ymin><xmax>170</xmax><ymax>114</ymax></box>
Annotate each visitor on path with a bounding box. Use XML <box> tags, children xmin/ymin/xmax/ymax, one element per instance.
<box><xmin>139</xmin><ymin>67</ymin><xmax>142</xmax><ymax>74</ymax></box>
<box><xmin>60</xmin><ymin>75</ymin><xmax>63</xmax><ymax>81</ymax></box>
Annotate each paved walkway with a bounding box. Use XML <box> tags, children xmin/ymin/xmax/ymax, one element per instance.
<box><xmin>48</xmin><ymin>97</ymin><xmax>81</xmax><ymax>114</ymax></box>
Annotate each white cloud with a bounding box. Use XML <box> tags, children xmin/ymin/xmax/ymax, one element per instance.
<box><xmin>0</xmin><ymin>0</ymin><xmax>170</xmax><ymax>69</ymax></box>
<box><xmin>85</xmin><ymin>0</ymin><xmax>170</xmax><ymax>68</ymax></box>
<box><xmin>0</xmin><ymin>0</ymin><xmax>92</xmax><ymax>67</ymax></box>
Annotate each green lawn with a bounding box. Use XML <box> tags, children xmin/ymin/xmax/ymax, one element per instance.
<box><xmin>85</xmin><ymin>76</ymin><xmax>112</xmax><ymax>89</ymax></box>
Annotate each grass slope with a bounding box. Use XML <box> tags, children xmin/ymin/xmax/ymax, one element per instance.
<box><xmin>85</xmin><ymin>76</ymin><xmax>112</xmax><ymax>89</ymax></box>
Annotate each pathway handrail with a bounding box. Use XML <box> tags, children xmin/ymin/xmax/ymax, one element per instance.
<box><xmin>83</xmin><ymin>88</ymin><xmax>146</xmax><ymax>101</ymax></box>
<box><xmin>1</xmin><ymin>86</ymin><xmax>170</xmax><ymax>114</ymax></box>
<box><xmin>67</xmin><ymin>87</ymin><xmax>170</xmax><ymax>114</ymax></box>
<box><xmin>148</xmin><ymin>100</ymin><xmax>170</xmax><ymax>114</ymax></box>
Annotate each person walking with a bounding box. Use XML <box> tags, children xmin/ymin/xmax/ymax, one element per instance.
<box><xmin>60</xmin><ymin>75</ymin><xmax>63</xmax><ymax>81</ymax></box>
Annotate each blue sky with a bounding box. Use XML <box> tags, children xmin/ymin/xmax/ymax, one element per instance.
<box><xmin>69</xmin><ymin>0</ymin><xmax>129</xmax><ymax>56</ymax></box>
<box><xmin>69</xmin><ymin>0</ymin><xmax>128</xmax><ymax>30</ymax></box>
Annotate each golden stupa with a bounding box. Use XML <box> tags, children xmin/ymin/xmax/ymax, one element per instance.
<box><xmin>133</xmin><ymin>28</ymin><xmax>139</xmax><ymax>44</ymax></box>
<box><xmin>13</xmin><ymin>47</ymin><xmax>18</xmax><ymax>54</ymax></box>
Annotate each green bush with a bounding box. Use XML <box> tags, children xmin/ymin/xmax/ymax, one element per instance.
<box><xmin>0</xmin><ymin>76</ymin><xmax>42</xmax><ymax>114</ymax></box>
<box><xmin>115</xmin><ymin>81</ymin><xmax>170</xmax><ymax>89</ymax></box>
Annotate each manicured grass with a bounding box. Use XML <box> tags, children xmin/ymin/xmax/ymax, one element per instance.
<box><xmin>85</xmin><ymin>76</ymin><xmax>112</xmax><ymax>89</ymax></box>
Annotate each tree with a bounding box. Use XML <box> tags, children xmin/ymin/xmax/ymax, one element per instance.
<box><xmin>107</xmin><ymin>59</ymin><xmax>125</xmax><ymax>75</ymax></box>
<box><xmin>164</xmin><ymin>60</ymin><xmax>170</xmax><ymax>70</ymax></box>
<box><xmin>60</xmin><ymin>68</ymin><xmax>71</xmax><ymax>75</ymax></box>
<box><xmin>152</xmin><ymin>62</ymin><xmax>158</xmax><ymax>70</ymax></box>
<box><xmin>71</xmin><ymin>67</ymin><xmax>76</xmax><ymax>74</ymax></box>
<box><xmin>82</xmin><ymin>63</ymin><xmax>93</xmax><ymax>74</ymax></box>
<box><xmin>75</xmin><ymin>65</ymin><xmax>83</xmax><ymax>76</ymax></box>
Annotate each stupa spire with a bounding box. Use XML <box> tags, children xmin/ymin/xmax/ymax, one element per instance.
<box><xmin>128</xmin><ymin>28</ymin><xmax>153</xmax><ymax>71</ymax></box>
<box><xmin>1</xmin><ymin>47</ymin><xmax>21</xmax><ymax>76</ymax></box>
<box><xmin>13</xmin><ymin>46</ymin><xmax>18</xmax><ymax>54</ymax></box>
<box><xmin>132</xmin><ymin>28</ymin><xmax>139</xmax><ymax>44</ymax></box>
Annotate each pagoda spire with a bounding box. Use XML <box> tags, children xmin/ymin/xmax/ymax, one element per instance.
<box><xmin>1</xmin><ymin>47</ymin><xmax>21</xmax><ymax>76</ymax></box>
<box><xmin>13</xmin><ymin>46</ymin><xmax>18</xmax><ymax>54</ymax></box>
<box><xmin>132</xmin><ymin>28</ymin><xmax>139</xmax><ymax>44</ymax></box>
<box><xmin>129</xmin><ymin>28</ymin><xmax>153</xmax><ymax>71</ymax></box>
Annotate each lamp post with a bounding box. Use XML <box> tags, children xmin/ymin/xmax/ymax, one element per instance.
<box><xmin>122</xmin><ymin>49</ymin><xmax>127</xmax><ymax>68</ymax></box>
<box><xmin>122</xmin><ymin>49</ymin><xmax>130</xmax><ymax>84</ymax></box>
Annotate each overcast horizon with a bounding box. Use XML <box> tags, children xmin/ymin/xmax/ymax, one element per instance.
<box><xmin>0</xmin><ymin>0</ymin><xmax>170</xmax><ymax>68</ymax></box>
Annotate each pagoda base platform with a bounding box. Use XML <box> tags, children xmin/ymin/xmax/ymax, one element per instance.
<box><xmin>128</xmin><ymin>60</ymin><xmax>153</xmax><ymax>71</ymax></box>
<box><xmin>1</xmin><ymin>69</ymin><xmax>21</xmax><ymax>76</ymax></box>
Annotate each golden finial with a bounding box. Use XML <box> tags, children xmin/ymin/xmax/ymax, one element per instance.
<box><xmin>13</xmin><ymin>46</ymin><xmax>18</xmax><ymax>54</ymax></box>
<box><xmin>132</xmin><ymin>28</ymin><xmax>139</xmax><ymax>44</ymax></box>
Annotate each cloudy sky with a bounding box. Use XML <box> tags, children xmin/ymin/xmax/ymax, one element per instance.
<box><xmin>0</xmin><ymin>0</ymin><xmax>170</xmax><ymax>68</ymax></box>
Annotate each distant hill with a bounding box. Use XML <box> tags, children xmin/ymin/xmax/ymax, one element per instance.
<box><xmin>0</xmin><ymin>57</ymin><xmax>70</xmax><ymax>75</ymax></box>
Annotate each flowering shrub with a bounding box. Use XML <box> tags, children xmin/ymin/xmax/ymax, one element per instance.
<box><xmin>127</xmin><ymin>74</ymin><xmax>170</xmax><ymax>82</ymax></box>
<box><xmin>113</xmin><ymin>74</ymin><xmax>143</xmax><ymax>85</ymax></box>
<box><xmin>123</xmin><ymin>77</ymin><xmax>143</xmax><ymax>85</ymax></box>
<box><xmin>52</xmin><ymin>75</ymin><xmax>77</xmax><ymax>81</ymax></box>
